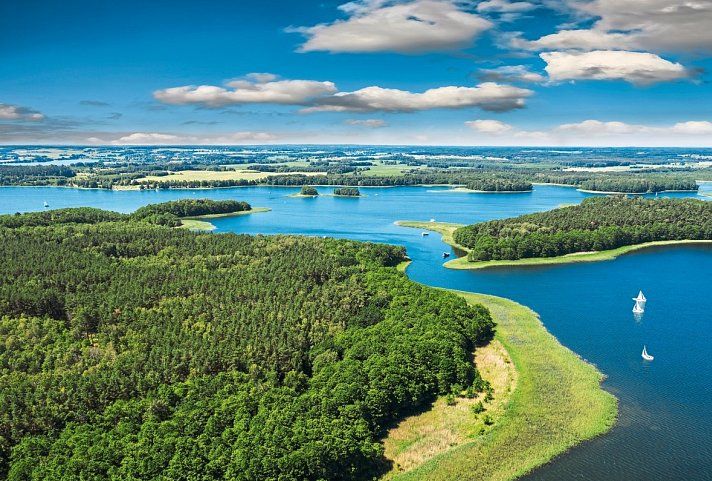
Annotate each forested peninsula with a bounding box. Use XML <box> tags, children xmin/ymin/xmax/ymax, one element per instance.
<box><xmin>0</xmin><ymin>206</ymin><xmax>497</xmax><ymax>480</ymax></box>
<box><xmin>453</xmin><ymin>197</ymin><xmax>712</xmax><ymax>263</ymax></box>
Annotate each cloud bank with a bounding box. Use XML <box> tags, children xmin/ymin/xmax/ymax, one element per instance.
<box><xmin>464</xmin><ymin>118</ymin><xmax>712</xmax><ymax>146</ymax></box>
<box><xmin>155</xmin><ymin>74</ymin><xmax>533</xmax><ymax>113</ymax></box>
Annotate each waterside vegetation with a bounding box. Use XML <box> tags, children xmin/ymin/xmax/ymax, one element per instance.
<box><xmin>385</xmin><ymin>292</ymin><xmax>617</xmax><ymax>481</ymax></box>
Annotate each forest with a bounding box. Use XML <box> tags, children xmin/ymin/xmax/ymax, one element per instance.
<box><xmin>333</xmin><ymin>187</ymin><xmax>361</xmax><ymax>197</ymax></box>
<box><xmin>465</xmin><ymin>177</ymin><xmax>532</xmax><ymax>192</ymax></box>
<box><xmin>300</xmin><ymin>185</ymin><xmax>319</xmax><ymax>196</ymax></box>
<box><xmin>0</xmin><ymin>207</ymin><xmax>495</xmax><ymax>480</ymax></box>
<box><xmin>453</xmin><ymin>197</ymin><xmax>712</xmax><ymax>261</ymax></box>
<box><xmin>132</xmin><ymin>199</ymin><xmax>251</xmax><ymax>218</ymax></box>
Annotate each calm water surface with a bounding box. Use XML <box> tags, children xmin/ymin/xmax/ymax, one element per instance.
<box><xmin>1</xmin><ymin>184</ymin><xmax>710</xmax><ymax>480</ymax></box>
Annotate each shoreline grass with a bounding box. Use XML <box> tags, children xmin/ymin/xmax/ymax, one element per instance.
<box><xmin>179</xmin><ymin>207</ymin><xmax>270</xmax><ymax>231</ymax></box>
<box><xmin>387</xmin><ymin>291</ymin><xmax>617</xmax><ymax>481</ymax></box>
<box><xmin>398</xmin><ymin>221</ymin><xmax>712</xmax><ymax>270</ymax></box>
<box><xmin>383</xmin><ymin>338</ymin><xmax>516</xmax><ymax>478</ymax></box>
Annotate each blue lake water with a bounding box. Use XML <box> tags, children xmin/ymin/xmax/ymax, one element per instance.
<box><xmin>1</xmin><ymin>184</ymin><xmax>710</xmax><ymax>480</ymax></box>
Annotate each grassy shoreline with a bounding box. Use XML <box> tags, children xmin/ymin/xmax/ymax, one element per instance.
<box><xmin>397</xmin><ymin>221</ymin><xmax>712</xmax><ymax>270</ymax></box>
<box><xmin>179</xmin><ymin>207</ymin><xmax>271</xmax><ymax>231</ymax></box>
<box><xmin>388</xmin><ymin>291</ymin><xmax>617</xmax><ymax>481</ymax></box>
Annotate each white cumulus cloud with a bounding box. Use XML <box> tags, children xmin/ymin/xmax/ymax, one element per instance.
<box><xmin>465</xmin><ymin>119</ymin><xmax>514</xmax><ymax>134</ymax></box>
<box><xmin>541</xmin><ymin>50</ymin><xmax>690</xmax><ymax>85</ymax></box>
<box><xmin>304</xmin><ymin>82</ymin><xmax>532</xmax><ymax>113</ymax></box>
<box><xmin>292</xmin><ymin>0</ymin><xmax>492</xmax><ymax>53</ymax></box>
<box><xmin>154</xmin><ymin>74</ymin><xmax>337</xmax><ymax>107</ymax></box>
<box><xmin>513</xmin><ymin>0</ymin><xmax>712</xmax><ymax>53</ymax></box>
<box><xmin>345</xmin><ymin>119</ymin><xmax>388</xmax><ymax>128</ymax></box>
<box><xmin>476</xmin><ymin>0</ymin><xmax>536</xmax><ymax>14</ymax></box>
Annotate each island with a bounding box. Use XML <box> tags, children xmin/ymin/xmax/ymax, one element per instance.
<box><xmin>300</xmin><ymin>185</ymin><xmax>319</xmax><ymax>196</ymax></box>
<box><xmin>463</xmin><ymin>178</ymin><xmax>533</xmax><ymax>193</ymax></box>
<box><xmin>403</xmin><ymin>197</ymin><xmax>712</xmax><ymax>270</ymax></box>
<box><xmin>333</xmin><ymin>186</ymin><xmax>361</xmax><ymax>197</ymax></box>
<box><xmin>133</xmin><ymin>198</ymin><xmax>269</xmax><ymax>231</ymax></box>
<box><xmin>289</xmin><ymin>185</ymin><xmax>320</xmax><ymax>198</ymax></box>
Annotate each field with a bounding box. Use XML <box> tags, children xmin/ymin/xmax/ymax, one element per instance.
<box><xmin>385</xmin><ymin>291</ymin><xmax>617</xmax><ymax>481</ymax></box>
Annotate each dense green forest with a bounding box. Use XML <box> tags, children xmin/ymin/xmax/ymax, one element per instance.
<box><xmin>465</xmin><ymin>178</ymin><xmax>532</xmax><ymax>192</ymax></box>
<box><xmin>132</xmin><ymin>199</ymin><xmax>250</xmax><ymax>218</ymax></box>
<box><xmin>454</xmin><ymin>197</ymin><xmax>712</xmax><ymax>261</ymax></box>
<box><xmin>333</xmin><ymin>187</ymin><xmax>361</xmax><ymax>197</ymax></box>
<box><xmin>0</xmin><ymin>208</ymin><xmax>494</xmax><ymax>480</ymax></box>
<box><xmin>0</xmin><ymin>165</ymin><xmax>75</xmax><ymax>186</ymax></box>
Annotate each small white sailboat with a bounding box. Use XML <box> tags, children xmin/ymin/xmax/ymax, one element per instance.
<box><xmin>642</xmin><ymin>345</ymin><xmax>654</xmax><ymax>361</ymax></box>
<box><xmin>632</xmin><ymin>290</ymin><xmax>647</xmax><ymax>303</ymax></box>
<box><xmin>632</xmin><ymin>300</ymin><xmax>645</xmax><ymax>314</ymax></box>
<box><xmin>430</xmin><ymin>218</ymin><xmax>436</xmax><ymax>222</ymax></box>
<box><xmin>43</xmin><ymin>201</ymin><xmax>49</xmax><ymax>208</ymax></box>
<box><xmin>421</xmin><ymin>232</ymin><xmax>429</xmax><ymax>237</ymax></box>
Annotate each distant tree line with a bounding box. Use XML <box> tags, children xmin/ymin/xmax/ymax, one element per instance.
<box><xmin>0</xmin><ymin>165</ymin><xmax>75</xmax><ymax>185</ymax></box>
<box><xmin>454</xmin><ymin>197</ymin><xmax>712</xmax><ymax>261</ymax></box>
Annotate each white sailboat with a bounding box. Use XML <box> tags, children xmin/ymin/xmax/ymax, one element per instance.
<box><xmin>632</xmin><ymin>299</ymin><xmax>645</xmax><ymax>314</ymax></box>
<box><xmin>632</xmin><ymin>290</ymin><xmax>647</xmax><ymax>303</ymax></box>
<box><xmin>642</xmin><ymin>345</ymin><xmax>654</xmax><ymax>361</ymax></box>
<box><xmin>43</xmin><ymin>201</ymin><xmax>49</xmax><ymax>208</ymax></box>
<box><xmin>429</xmin><ymin>218</ymin><xmax>436</xmax><ymax>223</ymax></box>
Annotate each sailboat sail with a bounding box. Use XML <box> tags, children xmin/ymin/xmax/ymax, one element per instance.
<box><xmin>642</xmin><ymin>346</ymin><xmax>654</xmax><ymax>361</ymax></box>
<box><xmin>633</xmin><ymin>300</ymin><xmax>644</xmax><ymax>313</ymax></box>
<box><xmin>633</xmin><ymin>290</ymin><xmax>647</xmax><ymax>303</ymax></box>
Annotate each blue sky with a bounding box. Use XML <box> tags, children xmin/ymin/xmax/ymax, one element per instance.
<box><xmin>1</xmin><ymin>0</ymin><xmax>711</xmax><ymax>146</ymax></box>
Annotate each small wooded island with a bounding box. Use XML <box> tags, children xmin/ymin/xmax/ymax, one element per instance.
<box><xmin>333</xmin><ymin>186</ymin><xmax>361</xmax><ymax>197</ymax></box>
<box><xmin>299</xmin><ymin>185</ymin><xmax>319</xmax><ymax>196</ymax></box>
<box><xmin>452</xmin><ymin>197</ymin><xmax>712</xmax><ymax>265</ymax></box>
<box><xmin>465</xmin><ymin>178</ymin><xmax>533</xmax><ymax>192</ymax></box>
